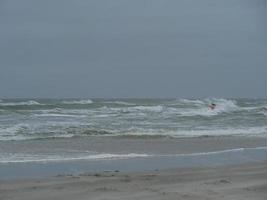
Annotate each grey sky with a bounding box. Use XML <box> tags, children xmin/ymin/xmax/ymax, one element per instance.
<box><xmin>0</xmin><ymin>0</ymin><xmax>266</xmax><ymax>98</ymax></box>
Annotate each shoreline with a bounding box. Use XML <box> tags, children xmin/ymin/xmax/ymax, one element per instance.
<box><xmin>1</xmin><ymin>161</ymin><xmax>267</xmax><ymax>200</ymax></box>
<box><xmin>1</xmin><ymin>136</ymin><xmax>267</xmax><ymax>199</ymax></box>
<box><xmin>1</xmin><ymin>142</ymin><xmax>267</xmax><ymax>180</ymax></box>
<box><xmin>2</xmin><ymin>135</ymin><xmax>267</xmax><ymax>154</ymax></box>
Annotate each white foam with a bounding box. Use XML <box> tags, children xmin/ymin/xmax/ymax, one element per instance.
<box><xmin>36</xmin><ymin>108</ymin><xmax>93</xmax><ymax>116</ymax></box>
<box><xmin>0</xmin><ymin>120</ymin><xmax>87</xmax><ymax>141</ymax></box>
<box><xmin>164</xmin><ymin>146</ymin><xmax>267</xmax><ymax>157</ymax></box>
<box><xmin>259</xmin><ymin>107</ymin><xmax>267</xmax><ymax>116</ymax></box>
<box><xmin>177</xmin><ymin>108</ymin><xmax>217</xmax><ymax>117</ymax></box>
<box><xmin>1</xmin><ymin>147</ymin><xmax>267</xmax><ymax>163</ymax></box>
<box><xmin>121</xmin><ymin>106</ymin><xmax>163</xmax><ymax>113</ymax></box>
<box><xmin>179</xmin><ymin>99</ymin><xmax>205</xmax><ymax>105</ymax></box>
<box><xmin>103</xmin><ymin>101</ymin><xmax>136</xmax><ymax>106</ymax></box>
<box><xmin>0</xmin><ymin>153</ymin><xmax>151</xmax><ymax>163</ymax></box>
<box><xmin>0</xmin><ymin>100</ymin><xmax>41</xmax><ymax>106</ymax></box>
<box><xmin>129</xmin><ymin>106</ymin><xmax>164</xmax><ymax>112</ymax></box>
<box><xmin>174</xmin><ymin>98</ymin><xmax>240</xmax><ymax>117</ymax></box>
<box><xmin>0</xmin><ymin>124</ymin><xmax>30</xmax><ymax>135</ymax></box>
<box><xmin>0</xmin><ymin>133</ymin><xmax>76</xmax><ymax>141</ymax></box>
<box><xmin>95</xmin><ymin>114</ymin><xmax>119</xmax><ymax>118</ymax></box>
<box><xmin>120</xmin><ymin>127</ymin><xmax>267</xmax><ymax>137</ymax></box>
<box><xmin>158</xmin><ymin>98</ymin><xmax>241</xmax><ymax>117</ymax></box>
<box><xmin>34</xmin><ymin>114</ymin><xmax>87</xmax><ymax>118</ymax></box>
<box><xmin>98</xmin><ymin>105</ymin><xmax>164</xmax><ymax>113</ymax></box>
<box><xmin>62</xmin><ymin>99</ymin><xmax>93</xmax><ymax>104</ymax></box>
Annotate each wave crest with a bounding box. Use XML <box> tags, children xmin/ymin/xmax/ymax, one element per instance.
<box><xmin>61</xmin><ymin>99</ymin><xmax>93</xmax><ymax>104</ymax></box>
<box><xmin>0</xmin><ymin>100</ymin><xmax>41</xmax><ymax>106</ymax></box>
<box><xmin>175</xmin><ymin>98</ymin><xmax>239</xmax><ymax>117</ymax></box>
<box><xmin>118</xmin><ymin>127</ymin><xmax>267</xmax><ymax>138</ymax></box>
<box><xmin>103</xmin><ymin>101</ymin><xmax>136</xmax><ymax>106</ymax></box>
<box><xmin>0</xmin><ymin>153</ymin><xmax>151</xmax><ymax>163</ymax></box>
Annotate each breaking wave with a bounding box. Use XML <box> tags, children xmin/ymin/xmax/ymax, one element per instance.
<box><xmin>0</xmin><ymin>100</ymin><xmax>41</xmax><ymax>106</ymax></box>
<box><xmin>1</xmin><ymin>126</ymin><xmax>267</xmax><ymax>141</ymax></box>
<box><xmin>102</xmin><ymin>105</ymin><xmax>164</xmax><ymax>112</ymax></box>
<box><xmin>103</xmin><ymin>101</ymin><xmax>136</xmax><ymax>106</ymax></box>
<box><xmin>61</xmin><ymin>99</ymin><xmax>93</xmax><ymax>104</ymax></box>
<box><xmin>1</xmin><ymin>147</ymin><xmax>267</xmax><ymax>163</ymax></box>
<box><xmin>162</xmin><ymin>98</ymin><xmax>242</xmax><ymax>117</ymax></box>
<box><xmin>33</xmin><ymin>113</ymin><xmax>87</xmax><ymax>118</ymax></box>
<box><xmin>1</xmin><ymin>98</ymin><xmax>267</xmax><ymax>141</ymax></box>
<box><xmin>0</xmin><ymin>153</ymin><xmax>151</xmax><ymax>163</ymax></box>
<box><xmin>118</xmin><ymin>127</ymin><xmax>267</xmax><ymax>138</ymax></box>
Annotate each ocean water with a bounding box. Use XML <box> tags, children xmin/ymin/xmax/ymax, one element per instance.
<box><xmin>0</xmin><ymin>98</ymin><xmax>267</xmax><ymax>165</ymax></box>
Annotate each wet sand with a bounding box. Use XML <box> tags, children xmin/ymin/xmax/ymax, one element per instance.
<box><xmin>1</xmin><ymin>162</ymin><xmax>267</xmax><ymax>200</ymax></box>
<box><xmin>1</xmin><ymin>136</ymin><xmax>267</xmax><ymax>180</ymax></box>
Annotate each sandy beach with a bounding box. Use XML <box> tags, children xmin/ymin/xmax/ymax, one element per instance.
<box><xmin>1</xmin><ymin>162</ymin><xmax>266</xmax><ymax>200</ymax></box>
<box><xmin>1</xmin><ymin>0</ymin><xmax>267</xmax><ymax>198</ymax></box>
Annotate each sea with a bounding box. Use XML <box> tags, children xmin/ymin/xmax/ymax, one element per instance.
<box><xmin>0</xmin><ymin>98</ymin><xmax>267</xmax><ymax>178</ymax></box>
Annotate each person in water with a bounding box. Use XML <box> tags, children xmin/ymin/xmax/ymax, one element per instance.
<box><xmin>209</xmin><ymin>103</ymin><xmax>216</xmax><ymax>110</ymax></box>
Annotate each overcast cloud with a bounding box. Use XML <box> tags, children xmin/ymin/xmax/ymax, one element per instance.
<box><xmin>0</xmin><ymin>0</ymin><xmax>266</xmax><ymax>98</ymax></box>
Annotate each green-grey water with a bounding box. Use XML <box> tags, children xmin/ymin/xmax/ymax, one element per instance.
<box><xmin>0</xmin><ymin>98</ymin><xmax>267</xmax><ymax>164</ymax></box>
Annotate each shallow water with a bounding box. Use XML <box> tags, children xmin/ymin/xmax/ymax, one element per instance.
<box><xmin>0</xmin><ymin>98</ymin><xmax>267</xmax><ymax>164</ymax></box>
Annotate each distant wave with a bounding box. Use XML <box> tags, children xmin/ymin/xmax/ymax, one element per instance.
<box><xmin>172</xmin><ymin>98</ymin><xmax>240</xmax><ymax>117</ymax></box>
<box><xmin>100</xmin><ymin>105</ymin><xmax>164</xmax><ymax>113</ymax></box>
<box><xmin>261</xmin><ymin>111</ymin><xmax>267</xmax><ymax>116</ymax></box>
<box><xmin>0</xmin><ymin>123</ymin><xmax>30</xmax><ymax>135</ymax></box>
<box><xmin>167</xmin><ymin>98</ymin><xmax>267</xmax><ymax>117</ymax></box>
<box><xmin>128</xmin><ymin>105</ymin><xmax>164</xmax><ymax>112</ymax></box>
<box><xmin>1</xmin><ymin>98</ymin><xmax>267</xmax><ymax>141</ymax></box>
<box><xmin>0</xmin><ymin>100</ymin><xmax>41</xmax><ymax>106</ymax></box>
<box><xmin>207</xmin><ymin>98</ymin><xmax>239</xmax><ymax>111</ymax></box>
<box><xmin>61</xmin><ymin>99</ymin><xmax>93</xmax><ymax>104</ymax></box>
<box><xmin>103</xmin><ymin>101</ymin><xmax>136</xmax><ymax>106</ymax></box>
<box><xmin>178</xmin><ymin>99</ymin><xmax>205</xmax><ymax>106</ymax></box>
<box><xmin>33</xmin><ymin>113</ymin><xmax>87</xmax><ymax>118</ymax></box>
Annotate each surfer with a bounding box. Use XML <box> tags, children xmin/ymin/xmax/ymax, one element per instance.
<box><xmin>209</xmin><ymin>103</ymin><xmax>216</xmax><ymax>110</ymax></box>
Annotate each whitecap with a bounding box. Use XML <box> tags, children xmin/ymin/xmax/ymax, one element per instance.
<box><xmin>128</xmin><ymin>105</ymin><xmax>164</xmax><ymax>112</ymax></box>
<box><xmin>174</xmin><ymin>98</ymin><xmax>240</xmax><ymax>117</ymax></box>
<box><xmin>62</xmin><ymin>99</ymin><xmax>93</xmax><ymax>104</ymax></box>
<box><xmin>99</xmin><ymin>105</ymin><xmax>164</xmax><ymax>113</ymax></box>
<box><xmin>0</xmin><ymin>123</ymin><xmax>30</xmax><ymax>135</ymax></box>
<box><xmin>179</xmin><ymin>99</ymin><xmax>205</xmax><ymax>105</ymax></box>
<box><xmin>119</xmin><ymin>127</ymin><xmax>267</xmax><ymax>138</ymax></box>
<box><xmin>103</xmin><ymin>101</ymin><xmax>136</xmax><ymax>106</ymax></box>
<box><xmin>33</xmin><ymin>113</ymin><xmax>87</xmax><ymax>118</ymax></box>
<box><xmin>0</xmin><ymin>100</ymin><xmax>41</xmax><ymax>106</ymax></box>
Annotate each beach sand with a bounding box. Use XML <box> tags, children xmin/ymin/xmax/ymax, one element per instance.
<box><xmin>1</xmin><ymin>162</ymin><xmax>267</xmax><ymax>200</ymax></box>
